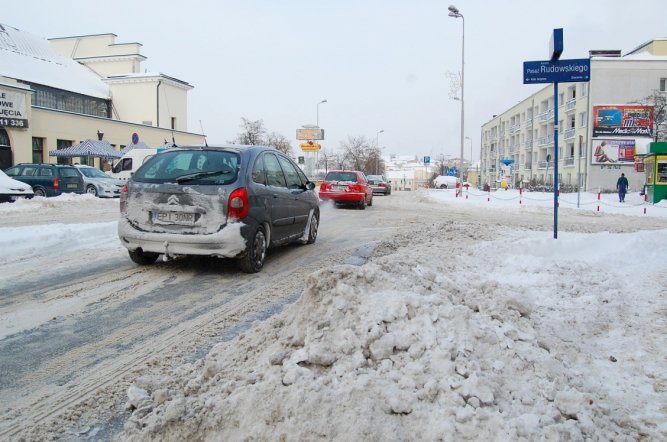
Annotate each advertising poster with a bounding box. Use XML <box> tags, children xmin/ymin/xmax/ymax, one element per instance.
<box><xmin>591</xmin><ymin>139</ymin><xmax>636</xmax><ymax>165</ymax></box>
<box><xmin>592</xmin><ymin>105</ymin><xmax>653</xmax><ymax>137</ymax></box>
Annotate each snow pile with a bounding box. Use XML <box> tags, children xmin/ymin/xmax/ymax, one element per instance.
<box><xmin>119</xmin><ymin>224</ymin><xmax>667</xmax><ymax>441</ymax></box>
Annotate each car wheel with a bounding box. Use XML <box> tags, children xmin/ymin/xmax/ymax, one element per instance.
<box><xmin>128</xmin><ymin>249</ymin><xmax>159</xmax><ymax>265</ymax></box>
<box><xmin>238</xmin><ymin>226</ymin><xmax>267</xmax><ymax>273</ymax></box>
<box><xmin>33</xmin><ymin>187</ymin><xmax>47</xmax><ymax>197</ymax></box>
<box><xmin>439</xmin><ymin>184</ymin><xmax>447</xmax><ymax>189</ymax></box>
<box><xmin>86</xmin><ymin>185</ymin><xmax>98</xmax><ymax>196</ymax></box>
<box><xmin>368</xmin><ymin>194</ymin><xmax>373</xmax><ymax>206</ymax></box>
<box><xmin>304</xmin><ymin>211</ymin><xmax>319</xmax><ymax>244</ymax></box>
<box><xmin>359</xmin><ymin>197</ymin><xmax>366</xmax><ymax>210</ymax></box>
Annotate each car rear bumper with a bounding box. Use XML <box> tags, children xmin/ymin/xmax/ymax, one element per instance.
<box><xmin>0</xmin><ymin>192</ymin><xmax>34</xmax><ymax>203</ymax></box>
<box><xmin>319</xmin><ymin>191</ymin><xmax>365</xmax><ymax>202</ymax></box>
<box><xmin>118</xmin><ymin>218</ymin><xmax>248</xmax><ymax>258</ymax></box>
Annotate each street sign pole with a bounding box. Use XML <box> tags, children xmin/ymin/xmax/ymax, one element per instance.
<box><xmin>553</xmin><ymin>81</ymin><xmax>559</xmax><ymax>239</ymax></box>
<box><xmin>523</xmin><ymin>28</ymin><xmax>590</xmax><ymax>240</ymax></box>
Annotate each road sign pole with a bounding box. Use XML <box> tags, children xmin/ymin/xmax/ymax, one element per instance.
<box><xmin>553</xmin><ymin>82</ymin><xmax>559</xmax><ymax>239</ymax></box>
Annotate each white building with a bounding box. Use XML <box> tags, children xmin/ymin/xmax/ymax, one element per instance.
<box><xmin>480</xmin><ymin>38</ymin><xmax>667</xmax><ymax>192</ymax></box>
<box><xmin>0</xmin><ymin>23</ymin><xmax>205</xmax><ymax>170</ymax></box>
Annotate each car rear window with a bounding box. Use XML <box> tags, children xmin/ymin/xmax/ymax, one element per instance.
<box><xmin>325</xmin><ymin>172</ymin><xmax>357</xmax><ymax>182</ymax></box>
<box><xmin>58</xmin><ymin>168</ymin><xmax>81</xmax><ymax>178</ymax></box>
<box><xmin>133</xmin><ymin>150</ymin><xmax>240</xmax><ymax>184</ymax></box>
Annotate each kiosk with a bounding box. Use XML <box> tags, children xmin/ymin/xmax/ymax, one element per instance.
<box><xmin>642</xmin><ymin>142</ymin><xmax>667</xmax><ymax>204</ymax></box>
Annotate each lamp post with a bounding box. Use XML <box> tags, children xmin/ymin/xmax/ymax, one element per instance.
<box><xmin>448</xmin><ymin>5</ymin><xmax>464</xmax><ymax>182</ymax></box>
<box><xmin>375</xmin><ymin>129</ymin><xmax>385</xmax><ymax>175</ymax></box>
<box><xmin>465</xmin><ymin>136</ymin><xmax>472</xmax><ymax>182</ymax></box>
<box><xmin>316</xmin><ymin>99</ymin><xmax>327</xmax><ymax>127</ymax></box>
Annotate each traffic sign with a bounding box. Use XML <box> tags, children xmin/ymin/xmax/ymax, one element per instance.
<box><xmin>424</xmin><ymin>155</ymin><xmax>430</xmax><ymax>164</ymax></box>
<box><xmin>523</xmin><ymin>58</ymin><xmax>590</xmax><ymax>84</ymax></box>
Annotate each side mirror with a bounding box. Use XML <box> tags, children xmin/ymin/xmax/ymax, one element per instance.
<box><xmin>305</xmin><ymin>181</ymin><xmax>316</xmax><ymax>190</ymax></box>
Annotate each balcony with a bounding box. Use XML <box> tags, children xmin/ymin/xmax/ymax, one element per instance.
<box><xmin>537</xmin><ymin>161</ymin><xmax>554</xmax><ymax>169</ymax></box>
<box><xmin>524</xmin><ymin>162</ymin><xmax>532</xmax><ymax>170</ymax></box>
<box><xmin>564</xmin><ymin>157</ymin><xmax>575</xmax><ymax>167</ymax></box>
<box><xmin>564</xmin><ymin>128</ymin><xmax>576</xmax><ymax>140</ymax></box>
<box><xmin>524</xmin><ymin>139</ymin><xmax>533</xmax><ymax>149</ymax></box>
<box><xmin>538</xmin><ymin>108</ymin><xmax>554</xmax><ymax>123</ymax></box>
<box><xmin>509</xmin><ymin>124</ymin><xmax>521</xmax><ymax>134</ymax></box>
<box><xmin>565</xmin><ymin>98</ymin><xmax>576</xmax><ymax>112</ymax></box>
<box><xmin>524</xmin><ymin>118</ymin><xmax>533</xmax><ymax>128</ymax></box>
<box><xmin>538</xmin><ymin>134</ymin><xmax>554</xmax><ymax>146</ymax></box>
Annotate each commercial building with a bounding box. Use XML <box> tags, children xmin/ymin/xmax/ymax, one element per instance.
<box><xmin>0</xmin><ymin>23</ymin><xmax>205</xmax><ymax>170</ymax></box>
<box><xmin>480</xmin><ymin>38</ymin><xmax>667</xmax><ymax>192</ymax></box>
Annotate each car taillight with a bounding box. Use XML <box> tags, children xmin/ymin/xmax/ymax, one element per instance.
<box><xmin>379</xmin><ymin>183</ymin><xmax>386</xmax><ymax>187</ymax></box>
<box><xmin>119</xmin><ymin>185</ymin><xmax>127</xmax><ymax>213</ymax></box>
<box><xmin>53</xmin><ymin>177</ymin><xmax>59</xmax><ymax>189</ymax></box>
<box><xmin>228</xmin><ymin>187</ymin><xmax>249</xmax><ymax>220</ymax></box>
<box><xmin>349</xmin><ymin>183</ymin><xmax>362</xmax><ymax>192</ymax></box>
<box><xmin>320</xmin><ymin>182</ymin><xmax>330</xmax><ymax>191</ymax></box>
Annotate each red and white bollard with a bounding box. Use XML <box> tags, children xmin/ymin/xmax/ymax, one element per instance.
<box><xmin>519</xmin><ymin>187</ymin><xmax>522</xmax><ymax>205</ymax></box>
<box><xmin>597</xmin><ymin>190</ymin><xmax>601</xmax><ymax>212</ymax></box>
<box><xmin>557</xmin><ymin>189</ymin><xmax>560</xmax><ymax>208</ymax></box>
<box><xmin>644</xmin><ymin>192</ymin><xmax>648</xmax><ymax>215</ymax></box>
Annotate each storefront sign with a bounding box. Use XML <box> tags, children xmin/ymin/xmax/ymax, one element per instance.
<box><xmin>593</xmin><ymin>105</ymin><xmax>653</xmax><ymax>137</ymax></box>
<box><xmin>0</xmin><ymin>88</ymin><xmax>29</xmax><ymax>128</ymax></box>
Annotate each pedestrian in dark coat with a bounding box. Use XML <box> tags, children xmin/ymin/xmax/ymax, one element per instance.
<box><xmin>617</xmin><ymin>173</ymin><xmax>629</xmax><ymax>202</ymax></box>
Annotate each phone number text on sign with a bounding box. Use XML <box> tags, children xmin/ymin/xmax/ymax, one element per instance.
<box><xmin>0</xmin><ymin>118</ymin><xmax>29</xmax><ymax>128</ymax></box>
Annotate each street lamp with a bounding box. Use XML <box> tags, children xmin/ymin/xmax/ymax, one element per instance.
<box><xmin>375</xmin><ymin>129</ymin><xmax>385</xmax><ymax>174</ymax></box>
<box><xmin>448</xmin><ymin>4</ymin><xmax>464</xmax><ymax>182</ymax></box>
<box><xmin>316</xmin><ymin>99</ymin><xmax>327</xmax><ymax>127</ymax></box>
<box><xmin>465</xmin><ymin>136</ymin><xmax>473</xmax><ymax>162</ymax></box>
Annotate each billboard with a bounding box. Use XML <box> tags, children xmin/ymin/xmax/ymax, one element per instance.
<box><xmin>296</xmin><ymin>128</ymin><xmax>324</xmax><ymax>140</ymax></box>
<box><xmin>592</xmin><ymin>105</ymin><xmax>653</xmax><ymax>137</ymax></box>
<box><xmin>591</xmin><ymin>139</ymin><xmax>636</xmax><ymax>165</ymax></box>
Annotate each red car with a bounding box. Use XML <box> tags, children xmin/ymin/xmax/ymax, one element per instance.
<box><xmin>319</xmin><ymin>170</ymin><xmax>373</xmax><ymax>209</ymax></box>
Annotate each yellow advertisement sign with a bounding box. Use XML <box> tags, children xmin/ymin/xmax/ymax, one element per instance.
<box><xmin>300</xmin><ymin>142</ymin><xmax>321</xmax><ymax>152</ymax></box>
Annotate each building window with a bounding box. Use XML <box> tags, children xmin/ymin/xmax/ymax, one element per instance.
<box><xmin>579</xmin><ymin>111</ymin><xmax>588</xmax><ymax>127</ymax></box>
<box><xmin>56</xmin><ymin>139</ymin><xmax>72</xmax><ymax>165</ymax></box>
<box><xmin>580</xmin><ymin>83</ymin><xmax>588</xmax><ymax>96</ymax></box>
<box><xmin>24</xmin><ymin>82</ymin><xmax>110</xmax><ymax>118</ymax></box>
<box><xmin>31</xmin><ymin>137</ymin><xmax>44</xmax><ymax>163</ymax></box>
<box><xmin>660</xmin><ymin>78</ymin><xmax>666</xmax><ymax>92</ymax></box>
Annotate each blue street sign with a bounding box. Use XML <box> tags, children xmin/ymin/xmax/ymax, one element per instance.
<box><xmin>424</xmin><ymin>155</ymin><xmax>430</xmax><ymax>164</ymax></box>
<box><xmin>523</xmin><ymin>58</ymin><xmax>590</xmax><ymax>84</ymax></box>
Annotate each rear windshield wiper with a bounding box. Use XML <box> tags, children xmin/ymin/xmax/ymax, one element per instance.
<box><xmin>176</xmin><ymin>170</ymin><xmax>234</xmax><ymax>183</ymax></box>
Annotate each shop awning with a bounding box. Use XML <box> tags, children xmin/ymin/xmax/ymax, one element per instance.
<box><xmin>49</xmin><ymin>139</ymin><xmax>122</xmax><ymax>159</ymax></box>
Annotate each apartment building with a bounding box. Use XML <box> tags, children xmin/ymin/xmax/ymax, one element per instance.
<box><xmin>481</xmin><ymin>38</ymin><xmax>667</xmax><ymax>192</ymax></box>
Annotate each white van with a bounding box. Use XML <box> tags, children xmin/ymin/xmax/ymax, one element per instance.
<box><xmin>109</xmin><ymin>148</ymin><xmax>162</xmax><ymax>180</ymax></box>
<box><xmin>433</xmin><ymin>175</ymin><xmax>460</xmax><ymax>189</ymax></box>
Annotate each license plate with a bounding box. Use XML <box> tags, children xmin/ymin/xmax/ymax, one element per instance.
<box><xmin>152</xmin><ymin>211</ymin><xmax>196</xmax><ymax>225</ymax></box>
<box><xmin>67</xmin><ymin>183</ymin><xmax>78</xmax><ymax>189</ymax></box>
<box><xmin>333</xmin><ymin>185</ymin><xmax>347</xmax><ymax>191</ymax></box>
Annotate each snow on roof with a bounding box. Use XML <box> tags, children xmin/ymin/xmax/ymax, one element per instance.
<box><xmin>0</xmin><ymin>23</ymin><xmax>110</xmax><ymax>99</ymax></box>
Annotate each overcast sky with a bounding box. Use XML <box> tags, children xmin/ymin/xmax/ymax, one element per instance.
<box><xmin>5</xmin><ymin>0</ymin><xmax>667</xmax><ymax>159</ymax></box>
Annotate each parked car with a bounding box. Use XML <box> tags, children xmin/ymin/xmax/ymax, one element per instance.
<box><xmin>366</xmin><ymin>174</ymin><xmax>392</xmax><ymax>195</ymax></box>
<box><xmin>75</xmin><ymin>164</ymin><xmax>124</xmax><ymax>197</ymax></box>
<box><xmin>319</xmin><ymin>170</ymin><xmax>373</xmax><ymax>209</ymax></box>
<box><xmin>118</xmin><ymin>145</ymin><xmax>320</xmax><ymax>273</ymax></box>
<box><xmin>4</xmin><ymin>163</ymin><xmax>85</xmax><ymax>197</ymax></box>
<box><xmin>109</xmin><ymin>147</ymin><xmax>165</xmax><ymax>180</ymax></box>
<box><xmin>433</xmin><ymin>175</ymin><xmax>460</xmax><ymax>189</ymax></box>
<box><xmin>0</xmin><ymin>169</ymin><xmax>34</xmax><ymax>203</ymax></box>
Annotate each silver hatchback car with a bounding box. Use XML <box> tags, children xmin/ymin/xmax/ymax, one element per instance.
<box><xmin>118</xmin><ymin>145</ymin><xmax>320</xmax><ymax>272</ymax></box>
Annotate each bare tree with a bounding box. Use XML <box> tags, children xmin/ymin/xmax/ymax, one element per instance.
<box><xmin>632</xmin><ymin>91</ymin><xmax>667</xmax><ymax>142</ymax></box>
<box><xmin>316</xmin><ymin>148</ymin><xmax>337</xmax><ymax>174</ymax></box>
<box><xmin>265</xmin><ymin>132</ymin><xmax>293</xmax><ymax>155</ymax></box>
<box><xmin>340</xmin><ymin>135</ymin><xmax>372</xmax><ymax>172</ymax></box>
<box><xmin>231</xmin><ymin>118</ymin><xmax>267</xmax><ymax>145</ymax></box>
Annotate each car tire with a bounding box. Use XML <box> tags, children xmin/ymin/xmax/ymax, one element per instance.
<box><xmin>368</xmin><ymin>194</ymin><xmax>373</xmax><ymax>206</ymax></box>
<box><xmin>86</xmin><ymin>185</ymin><xmax>98</xmax><ymax>196</ymax></box>
<box><xmin>238</xmin><ymin>225</ymin><xmax>267</xmax><ymax>273</ymax></box>
<box><xmin>439</xmin><ymin>184</ymin><xmax>447</xmax><ymax>189</ymax></box>
<box><xmin>128</xmin><ymin>249</ymin><xmax>159</xmax><ymax>265</ymax></box>
<box><xmin>359</xmin><ymin>197</ymin><xmax>366</xmax><ymax>210</ymax></box>
<box><xmin>33</xmin><ymin>187</ymin><xmax>47</xmax><ymax>197</ymax></box>
<box><xmin>304</xmin><ymin>211</ymin><xmax>319</xmax><ymax>244</ymax></box>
